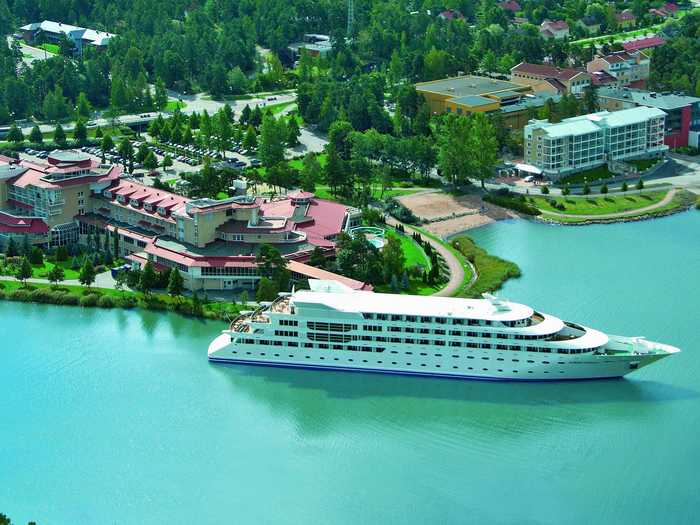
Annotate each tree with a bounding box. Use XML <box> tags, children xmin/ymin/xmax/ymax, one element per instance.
<box><xmin>7</xmin><ymin>123</ymin><xmax>24</xmax><ymax>143</ymax></box>
<box><xmin>136</xmin><ymin>143</ymin><xmax>150</xmax><ymax>164</ymax></box>
<box><xmin>73</xmin><ymin>120</ymin><xmax>87</xmax><ymax>145</ymax></box>
<box><xmin>243</xmin><ymin>125</ymin><xmax>258</xmax><ymax>151</ymax></box>
<box><xmin>55</xmin><ymin>245</ymin><xmax>69</xmax><ymax>262</ymax></box>
<box><xmin>144</xmin><ymin>151</ymin><xmax>159</xmax><ymax>172</ymax></box>
<box><xmin>328</xmin><ymin>120</ymin><xmax>354</xmax><ymax>160</ymax></box>
<box><xmin>17</xmin><ymin>257</ymin><xmax>33</xmax><ymax>285</ymax></box>
<box><xmin>79</xmin><ymin>259</ymin><xmax>96</xmax><ymax>287</ymax></box>
<box><xmin>287</xmin><ymin>117</ymin><xmax>301</xmax><ymax>147</ymax></box>
<box><xmin>54</xmin><ymin>124</ymin><xmax>67</xmax><ymax>147</ymax></box>
<box><xmin>300</xmin><ymin>153</ymin><xmax>322</xmax><ymax>192</ymax></box>
<box><xmin>161</xmin><ymin>154</ymin><xmax>173</xmax><ymax>172</ymax></box>
<box><xmin>29</xmin><ymin>126</ymin><xmax>43</xmax><ymax>144</ymax></box>
<box><xmin>583</xmin><ymin>86</ymin><xmax>598</xmax><ymax>114</ymax></box>
<box><xmin>381</xmin><ymin>235</ymin><xmax>406</xmax><ymax>283</ymax></box>
<box><xmin>309</xmin><ymin>246</ymin><xmax>326</xmax><ymax>269</ymax></box>
<box><xmin>636</xmin><ymin>179</ymin><xmax>644</xmax><ymax>190</ymax></box>
<box><xmin>101</xmin><ymin>134</ymin><xmax>114</xmax><ymax>162</ymax></box>
<box><xmin>562</xmin><ymin>186</ymin><xmax>571</xmax><ymax>196</ymax></box>
<box><xmin>118</xmin><ymin>138</ymin><xmax>134</xmax><ymax>171</ymax></box>
<box><xmin>167</xmin><ymin>268</ymin><xmax>185</xmax><ymax>296</ymax></box>
<box><xmin>75</xmin><ymin>92</ymin><xmax>92</xmax><ymax>121</ymax></box>
<box><xmin>600</xmin><ymin>184</ymin><xmax>609</xmax><ymax>194</ymax></box>
<box><xmin>29</xmin><ymin>246</ymin><xmax>44</xmax><ymax>265</ymax></box>
<box><xmin>541</xmin><ymin>185</ymin><xmax>550</xmax><ymax>195</ymax></box>
<box><xmin>154</xmin><ymin>77</ymin><xmax>168</xmax><ymax>110</ymax></box>
<box><xmin>5</xmin><ymin>238</ymin><xmax>18</xmax><ymax>257</ymax></box>
<box><xmin>470</xmin><ymin>113</ymin><xmax>498</xmax><ymax>189</ymax></box>
<box><xmin>139</xmin><ymin>261</ymin><xmax>158</xmax><ymax>295</ymax></box>
<box><xmin>48</xmin><ymin>264</ymin><xmax>65</xmax><ymax>286</ymax></box>
<box><xmin>258</xmin><ymin>114</ymin><xmax>286</xmax><ymax>168</ymax></box>
<box><xmin>256</xmin><ymin>277</ymin><xmax>278</xmax><ymax>302</ymax></box>
<box><xmin>621</xmin><ymin>181</ymin><xmax>629</xmax><ymax>192</ymax></box>
<box><xmin>438</xmin><ymin>116</ymin><xmax>472</xmax><ymax>186</ymax></box>
<box><xmin>583</xmin><ymin>184</ymin><xmax>591</xmax><ymax>195</ymax></box>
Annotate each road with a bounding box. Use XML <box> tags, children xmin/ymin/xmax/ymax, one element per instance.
<box><xmin>385</xmin><ymin>216</ymin><xmax>466</xmax><ymax>298</ymax></box>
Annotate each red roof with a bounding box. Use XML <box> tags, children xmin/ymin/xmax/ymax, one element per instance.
<box><xmin>499</xmin><ymin>1</ymin><xmax>521</xmax><ymax>13</ymax></box>
<box><xmin>0</xmin><ymin>211</ymin><xmax>49</xmax><ymax>234</ymax></box>
<box><xmin>663</xmin><ymin>2</ymin><xmax>679</xmax><ymax>13</ymax></box>
<box><xmin>542</xmin><ymin>20</ymin><xmax>568</xmax><ymax>31</ymax></box>
<box><xmin>438</xmin><ymin>9</ymin><xmax>464</xmax><ymax>20</ymax></box>
<box><xmin>512</xmin><ymin>62</ymin><xmax>586</xmax><ymax>81</ymax></box>
<box><xmin>590</xmin><ymin>70</ymin><xmax>618</xmax><ymax>86</ymax></box>
<box><xmin>622</xmin><ymin>37</ymin><xmax>666</xmax><ymax>52</ymax></box>
<box><xmin>616</xmin><ymin>10</ymin><xmax>636</xmax><ymax>22</ymax></box>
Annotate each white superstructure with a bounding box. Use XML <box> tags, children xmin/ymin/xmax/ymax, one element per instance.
<box><xmin>208</xmin><ymin>280</ymin><xmax>679</xmax><ymax>381</ymax></box>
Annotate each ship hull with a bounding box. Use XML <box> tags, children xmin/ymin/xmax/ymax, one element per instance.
<box><xmin>208</xmin><ymin>333</ymin><xmax>668</xmax><ymax>381</ymax></box>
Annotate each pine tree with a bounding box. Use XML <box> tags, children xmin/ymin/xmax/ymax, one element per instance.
<box><xmin>7</xmin><ymin>122</ymin><xmax>24</xmax><ymax>143</ymax></box>
<box><xmin>6</xmin><ymin>238</ymin><xmax>18</xmax><ymax>256</ymax></box>
<box><xmin>167</xmin><ymin>268</ymin><xmax>185</xmax><ymax>296</ymax></box>
<box><xmin>79</xmin><ymin>259</ymin><xmax>96</xmax><ymax>287</ymax></box>
<box><xmin>18</xmin><ymin>256</ymin><xmax>33</xmax><ymax>285</ymax></box>
<box><xmin>29</xmin><ymin>126</ymin><xmax>43</xmax><ymax>144</ymax></box>
<box><xmin>48</xmin><ymin>264</ymin><xmax>65</xmax><ymax>286</ymax></box>
<box><xmin>73</xmin><ymin>120</ymin><xmax>87</xmax><ymax>145</ymax></box>
<box><xmin>139</xmin><ymin>261</ymin><xmax>157</xmax><ymax>295</ymax></box>
<box><xmin>54</xmin><ymin>124</ymin><xmax>67</xmax><ymax>146</ymax></box>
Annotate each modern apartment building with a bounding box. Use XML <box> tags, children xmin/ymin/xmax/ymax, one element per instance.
<box><xmin>524</xmin><ymin>107</ymin><xmax>667</xmax><ymax>178</ymax></box>
<box><xmin>0</xmin><ymin>151</ymin><xmax>367</xmax><ymax>291</ymax></box>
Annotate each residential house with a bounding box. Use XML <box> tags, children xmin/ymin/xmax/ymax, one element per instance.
<box><xmin>438</xmin><ymin>9</ymin><xmax>465</xmax><ymax>21</ymax></box>
<box><xmin>499</xmin><ymin>1</ymin><xmax>521</xmax><ymax>14</ymax></box>
<box><xmin>539</xmin><ymin>20</ymin><xmax>570</xmax><ymax>40</ymax></box>
<box><xmin>510</xmin><ymin>62</ymin><xmax>592</xmax><ymax>96</ymax></box>
<box><xmin>577</xmin><ymin>16</ymin><xmax>601</xmax><ymax>35</ymax></box>
<box><xmin>587</xmin><ymin>50</ymin><xmax>650</xmax><ymax>89</ymax></box>
<box><xmin>20</xmin><ymin>20</ymin><xmax>115</xmax><ymax>55</ymax></box>
<box><xmin>622</xmin><ymin>36</ymin><xmax>666</xmax><ymax>53</ymax></box>
<box><xmin>615</xmin><ymin>9</ymin><xmax>637</xmax><ymax>29</ymax></box>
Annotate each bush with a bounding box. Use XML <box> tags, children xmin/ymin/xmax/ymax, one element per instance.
<box><xmin>8</xmin><ymin>289</ymin><xmax>31</xmax><ymax>302</ymax></box>
<box><xmin>80</xmin><ymin>294</ymin><xmax>100</xmax><ymax>307</ymax></box>
<box><xmin>118</xmin><ymin>295</ymin><xmax>138</xmax><ymax>309</ymax></box>
<box><xmin>97</xmin><ymin>295</ymin><xmax>116</xmax><ymax>308</ymax></box>
<box><xmin>482</xmin><ymin>191</ymin><xmax>540</xmax><ymax>216</ymax></box>
<box><xmin>143</xmin><ymin>295</ymin><xmax>168</xmax><ymax>310</ymax></box>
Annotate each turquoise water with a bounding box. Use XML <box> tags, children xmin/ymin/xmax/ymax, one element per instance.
<box><xmin>2</xmin><ymin>211</ymin><xmax>700</xmax><ymax>524</ymax></box>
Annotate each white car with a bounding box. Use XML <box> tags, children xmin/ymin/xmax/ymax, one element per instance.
<box><xmin>523</xmin><ymin>175</ymin><xmax>534</xmax><ymax>183</ymax></box>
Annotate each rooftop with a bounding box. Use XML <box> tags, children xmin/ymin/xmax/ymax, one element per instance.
<box><xmin>512</xmin><ymin>62</ymin><xmax>587</xmax><ymax>81</ymax></box>
<box><xmin>622</xmin><ymin>36</ymin><xmax>666</xmax><ymax>52</ymax></box>
<box><xmin>597</xmin><ymin>87</ymin><xmax>700</xmax><ymax>110</ymax></box>
<box><xmin>416</xmin><ymin>75</ymin><xmax>527</xmax><ymax>98</ymax></box>
<box><xmin>450</xmin><ymin>95</ymin><xmax>497</xmax><ymax>107</ymax></box>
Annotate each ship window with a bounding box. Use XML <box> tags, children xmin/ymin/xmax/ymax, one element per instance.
<box><xmin>333</xmin><ymin>345</ymin><xmax>342</xmax><ymax>350</ymax></box>
<box><xmin>319</xmin><ymin>344</ymin><xmax>328</xmax><ymax>349</ymax></box>
<box><xmin>320</xmin><ymin>356</ymin><xmax>325</xmax><ymax>360</ymax></box>
<box><xmin>434</xmin><ymin>329</ymin><xmax>446</xmax><ymax>335</ymax></box>
<box><xmin>348</xmin><ymin>359</ymin><xmax>354</xmax><ymax>362</ymax></box>
<box><xmin>334</xmin><ymin>358</ymin><xmax>339</xmax><ymax>361</ymax></box>
<box><xmin>498</xmin><ymin>369</ymin><xmax>503</xmax><ymax>372</ymax></box>
<box><xmin>436</xmin><ymin>364</ymin><xmax>441</xmax><ymax>368</ymax></box>
<box><xmin>421</xmin><ymin>364</ymin><xmax>426</xmax><ymax>367</ymax></box>
<box><xmin>363</xmin><ymin>359</ymin><xmax>368</xmax><ymax>363</ymax></box>
<box><xmin>543</xmin><ymin>361</ymin><xmax>550</xmax><ymax>364</ymax></box>
<box><xmin>528</xmin><ymin>371</ymin><xmax>533</xmax><ymax>373</ymax></box>
<box><xmin>288</xmin><ymin>355</ymin><xmax>294</xmax><ymax>358</ymax></box>
<box><xmin>467</xmin><ymin>356</ymin><xmax>474</xmax><ymax>359</ymax></box>
<box><xmin>420</xmin><ymin>316</ymin><xmax>432</xmax><ymax>323</ymax></box>
<box><xmin>420</xmin><ymin>339</ymin><xmax>429</xmax><ymax>345</ymax></box>
<box><xmin>512</xmin><ymin>359</ymin><xmax>519</xmax><ymax>362</ymax></box>
<box><xmin>288</xmin><ymin>342</ymin><xmax>298</xmax><ymax>347</ymax></box>
<box><xmin>497</xmin><ymin>358</ymin><xmax>504</xmax><ymax>361</ymax></box>
<box><xmin>406</xmin><ymin>351</ymin><xmax>413</xmax><ymax>355</ymax></box>
<box><xmin>274</xmin><ymin>354</ymin><xmax>279</xmax><ymax>357</ymax></box>
<box><xmin>405</xmin><ymin>338</ymin><xmax>415</xmax><ymax>344</ymax></box>
<box><xmin>452</xmin><ymin>355</ymin><xmax>459</xmax><ymax>358</ymax></box>
<box><xmin>527</xmin><ymin>360</ymin><xmax>534</xmax><ymax>363</ymax></box>
<box><xmin>390</xmin><ymin>350</ymin><xmax>398</xmax><ymax>354</ymax></box>
<box><xmin>260</xmin><ymin>352</ymin><xmax>266</xmax><ymax>356</ymax></box>
<box><xmin>405</xmin><ymin>316</ymin><xmax>417</xmax><ymax>322</ymax></box>
<box><xmin>305</xmin><ymin>356</ymin><xmax>310</xmax><ymax>359</ymax></box>
<box><xmin>246</xmin><ymin>351</ymin><xmax>251</xmax><ymax>355</ymax></box>
<box><xmin>450</xmin><ymin>330</ymin><xmax>461</xmax><ymax>336</ymax></box>
<box><xmin>391</xmin><ymin>362</ymin><xmax>397</xmax><ymax>365</ymax></box>
<box><xmin>453</xmin><ymin>366</ymin><xmax>458</xmax><ymax>369</ymax></box>
<box><xmin>435</xmin><ymin>341</ymin><xmax>445</xmax><ymax>346</ymax></box>
<box><xmin>420</xmin><ymin>352</ymin><xmax>427</xmax><ymax>356</ymax></box>
<box><xmin>406</xmin><ymin>363</ymin><xmax>411</xmax><ymax>366</ymax></box>
<box><xmin>468</xmin><ymin>367</ymin><xmax>473</xmax><ymax>370</ymax></box>
<box><xmin>435</xmin><ymin>353</ymin><xmax>443</xmax><ymax>357</ymax></box>
<box><xmin>391</xmin><ymin>315</ymin><xmax>402</xmax><ymax>321</ymax></box>
<box><xmin>513</xmin><ymin>370</ymin><xmax>518</xmax><ymax>373</ymax></box>
<box><xmin>482</xmin><ymin>357</ymin><xmax>489</xmax><ymax>360</ymax></box>
<box><xmin>482</xmin><ymin>368</ymin><xmax>488</xmax><ymax>371</ymax></box>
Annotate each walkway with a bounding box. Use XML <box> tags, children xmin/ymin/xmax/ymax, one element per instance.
<box><xmin>0</xmin><ymin>271</ymin><xmax>116</xmax><ymax>289</ymax></box>
<box><xmin>540</xmin><ymin>189</ymin><xmax>678</xmax><ymax>221</ymax></box>
<box><xmin>385</xmin><ymin>217</ymin><xmax>465</xmax><ymax>297</ymax></box>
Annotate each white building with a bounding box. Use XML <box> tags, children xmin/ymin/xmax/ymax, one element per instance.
<box><xmin>524</xmin><ymin>107</ymin><xmax>667</xmax><ymax>178</ymax></box>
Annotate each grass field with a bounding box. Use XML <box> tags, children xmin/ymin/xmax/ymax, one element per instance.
<box><xmin>38</xmin><ymin>43</ymin><xmax>60</xmax><ymax>54</ymax></box>
<box><xmin>450</xmin><ymin>236</ymin><xmax>521</xmax><ymax>298</ymax></box>
<box><xmin>266</xmin><ymin>101</ymin><xmax>296</xmax><ymax>114</ymax></box>
<box><xmin>165</xmin><ymin>100</ymin><xmax>187</xmax><ymax>112</ymax></box>
<box><xmin>31</xmin><ymin>260</ymin><xmax>80</xmax><ymax>280</ymax></box>
<box><xmin>531</xmin><ymin>191</ymin><xmax>668</xmax><ymax>216</ymax></box>
<box><xmin>412</xmin><ymin>226</ymin><xmax>474</xmax><ymax>297</ymax></box>
<box><xmin>385</xmin><ymin>229</ymin><xmax>430</xmax><ymax>269</ymax></box>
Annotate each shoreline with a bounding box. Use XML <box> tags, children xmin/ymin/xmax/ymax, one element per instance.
<box><xmin>535</xmin><ymin>201</ymin><xmax>696</xmax><ymax>227</ymax></box>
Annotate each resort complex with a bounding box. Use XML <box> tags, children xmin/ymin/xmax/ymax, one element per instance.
<box><xmin>0</xmin><ymin>151</ymin><xmax>365</xmax><ymax>291</ymax></box>
<box><xmin>524</xmin><ymin>107</ymin><xmax>668</xmax><ymax>178</ymax></box>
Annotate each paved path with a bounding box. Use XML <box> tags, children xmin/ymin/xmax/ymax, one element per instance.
<box><xmin>0</xmin><ymin>271</ymin><xmax>116</xmax><ymax>288</ymax></box>
<box><xmin>385</xmin><ymin>217</ymin><xmax>465</xmax><ymax>297</ymax></box>
<box><xmin>540</xmin><ymin>189</ymin><xmax>678</xmax><ymax>220</ymax></box>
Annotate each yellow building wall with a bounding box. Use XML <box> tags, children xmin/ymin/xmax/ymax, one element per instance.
<box><xmin>415</xmin><ymin>90</ymin><xmax>452</xmax><ymax>114</ymax></box>
<box><xmin>444</xmin><ymin>99</ymin><xmax>500</xmax><ymax>115</ymax></box>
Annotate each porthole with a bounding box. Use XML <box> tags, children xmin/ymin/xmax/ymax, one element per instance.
<box><xmin>482</xmin><ymin>357</ymin><xmax>489</xmax><ymax>360</ymax></box>
<box><xmin>406</xmin><ymin>362</ymin><xmax>412</xmax><ymax>366</ymax></box>
<box><xmin>391</xmin><ymin>362</ymin><xmax>397</xmax><ymax>365</ymax></box>
<box><xmin>436</xmin><ymin>364</ymin><xmax>441</xmax><ymax>368</ymax></box>
<box><xmin>334</xmin><ymin>358</ymin><xmax>339</xmax><ymax>361</ymax></box>
<box><xmin>274</xmin><ymin>354</ymin><xmax>279</xmax><ymax>357</ymax></box>
<box><xmin>348</xmin><ymin>359</ymin><xmax>354</xmax><ymax>362</ymax></box>
<box><xmin>453</xmin><ymin>366</ymin><xmax>458</xmax><ymax>369</ymax></box>
<box><xmin>497</xmin><ymin>358</ymin><xmax>504</xmax><ymax>361</ymax></box>
<box><xmin>513</xmin><ymin>370</ymin><xmax>518</xmax><ymax>373</ymax></box>
<box><xmin>468</xmin><ymin>367</ymin><xmax>473</xmax><ymax>370</ymax></box>
<box><xmin>232</xmin><ymin>351</ymin><xmax>237</xmax><ymax>354</ymax></box>
<box><xmin>527</xmin><ymin>360</ymin><xmax>534</xmax><ymax>363</ymax></box>
<box><xmin>421</xmin><ymin>364</ymin><xmax>426</xmax><ymax>367</ymax></box>
<box><xmin>452</xmin><ymin>355</ymin><xmax>459</xmax><ymax>358</ymax></box>
<box><xmin>482</xmin><ymin>368</ymin><xmax>488</xmax><ymax>371</ymax></box>
<box><xmin>260</xmin><ymin>353</ymin><xmax>265</xmax><ymax>356</ymax></box>
<box><xmin>246</xmin><ymin>352</ymin><xmax>251</xmax><ymax>355</ymax></box>
<box><xmin>528</xmin><ymin>371</ymin><xmax>533</xmax><ymax>373</ymax></box>
<box><xmin>305</xmin><ymin>356</ymin><xmax>310</xmax><ymax>359</ymax></box>
<box><xmin>497</xmin><ymin>369</ymin><xmax>503</xmax><ymax>372</ymax></box>
<box><xmin>288</xmin><ymin>355</ymin><xmax>293</xmax><ymax>358</ymax></box>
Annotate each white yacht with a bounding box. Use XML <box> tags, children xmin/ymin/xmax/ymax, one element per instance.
<box><xmin>208</xmin><ymin>280</ymin><xmax>679</xmax><ymax>381</ymax></box>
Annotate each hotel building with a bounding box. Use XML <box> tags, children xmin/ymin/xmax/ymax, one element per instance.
<box><xmin>524</xmin><ymin>107</ymin><xmax>667</xmax><ymax>178</ymax></box>
<box><xmin>0</xmin><ymin>151</ymin><xmax>368</xmax><ymax>291</ymax></box>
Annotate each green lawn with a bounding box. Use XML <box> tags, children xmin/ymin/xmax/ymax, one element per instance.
<box><xmin>412</xmin><ymin>226</ymin><xmax>474</xmax><ymax>297</ymax></box>
<box><xmin>165</xmin><ymin>100</ymin><xmax>187</xmax><ymax>112</ymax></box>
<box><xmin>557</xmin><ymin>164</ymin><xmax>616</xmax><ymax>186</ymax></box>
<box><xmin>385</xmin><ymin>229</ymin><xmax>430</xmax><ymax>269</ymax></box>
<box><xmin>266</xmin><ymin>101</ymin><xmax>296</xmax><ymax>114</ymax></box>
<box><xmin>450</xmin><ymin>236</ymin><xmax>521</xmax><ymax>298</ymax></box>
<box><xmin>32</xmin><ymin>260</ymin><xmax>80</xmax><ymax>280</ymax></box>
<box><xmin>627</xmin><ymin>158</ymin><xmax>659</xmax><ymax>171</ymax></box>
<box><xmin>38</xmin><ymin>43</ymin><xmax>60</xmax><ymax>54</ymax></box>
<box><xmin>531</xmin><ymin>191</ymin><xmax>668</xmax><ymax>216</ymax></box>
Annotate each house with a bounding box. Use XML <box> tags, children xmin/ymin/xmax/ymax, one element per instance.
<box><xmin>510</xmin><ymin>62</ymin><xmax>591</xmax><ymax>95</ymax></box>
<box><xmin>648</xmin><ymin>3</ymin><xmax>678</xmax><ymax>20</ymax></box>
<box><xmin>597</xmin><ymin>87</ymin><xmax>700</xmax><ymax>148</ymax></box>
<box><xmin>524</xmin><ymin>107</ymin><xmax>668</xmax><ymax>178</ymax></box>
<box><xmin>438</xmin><ymin>9</ymin><xmax>465</xmax><ymax>21</ymax></box>
<box><xmin>615</xmin><ymin>9</ymin><xmax>637</xmax><ymax>29</ymax></box>
<box><xmin>587</xmin><ymin>50</ymin><xmax>650</xmax><ymax>89</ymax></box>
<box><xmin>20</xmin><ymin>20</ymin><xmax>115</xmax><ymax>55</ymax></box>
<box><xmin>499</xmin><ymin>1</ymin><xmax>521</xmax><ymax>14</ymax></box>
<box><xmin>0</xmin><ymin>152</ymin><xmax>368</xmax><ymax>291</ymax></box>
<box><xmin>540</xmin><ymin>20</ymin><xmax>570</xmax><ymax>40</ymax></box>
<box><xmin>577</xmin><ymin>16</ymin><xmax>601</xmax><ymax>35</ymax></box>
<box><xmin>589</xmin><ymin>70</ymin><xmax>619</xmax><ymax>87</ymax></box>
<box><xmin>622</xmin><ymin>36</ymin><xmax>666</xmax><ymax>52</ymax></box>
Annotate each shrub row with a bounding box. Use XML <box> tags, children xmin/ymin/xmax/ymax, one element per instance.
<box><xmin>483</xmin><ymin>191</ymin><xmax>541</xmax><ymax>216</ymax></box>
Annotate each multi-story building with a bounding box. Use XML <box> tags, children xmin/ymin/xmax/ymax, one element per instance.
<box><xmin>524</xmin><ymin>107</ymin><xmax>667</xmax><ymax>178</ymax></box>
<box><xmin>510</xmin><ymin>63</ymin><xmax>592</xmax><ymax>96</ymax></box>
<box><xmin>0</xmin><ymin>151</ymin><xmax>368</xmax><ymax>291</ymax></box>
<box><xmin>597</xmin><ymin>87</ymin><xmax>700</xmax><ymax>148</ymax></box>
<box><xmin>587</xmin><ymin>51</ymin><xmax>650</xmax><ymax>89</ymax></box>
<box><xmin>20</xmin><ymin>20</ymin><xmax>115</xmax><ymax>54</ymax></box>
